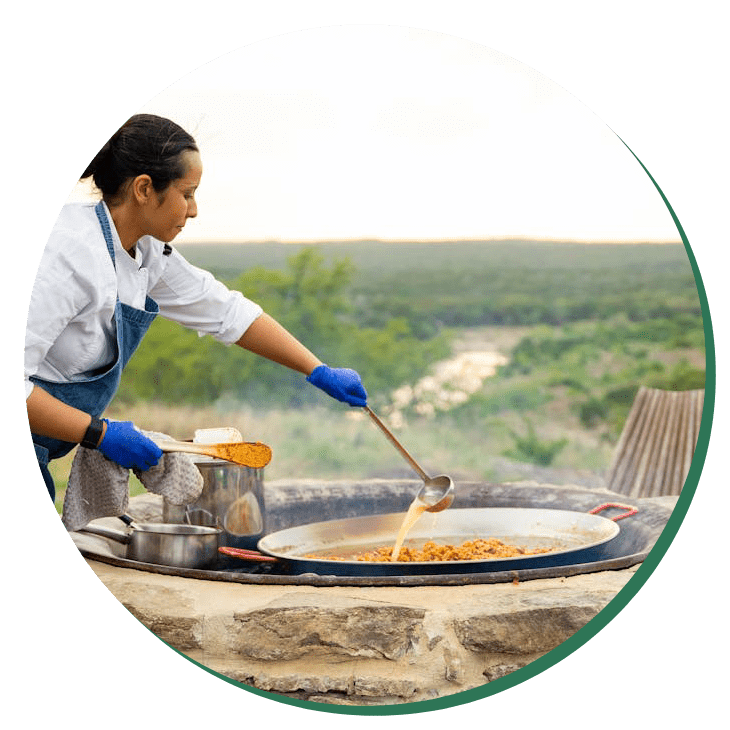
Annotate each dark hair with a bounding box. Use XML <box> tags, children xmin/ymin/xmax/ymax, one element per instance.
<box><xmin>81</xmin><ymin>114</ymin><xmax>198</xmax><ymax>200</ymax></box>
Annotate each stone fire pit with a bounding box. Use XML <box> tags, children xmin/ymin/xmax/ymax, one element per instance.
<box><xmin>73</xmin><ymin>480</ymin><xmax>676</xmax><ymax>706</ymax></box>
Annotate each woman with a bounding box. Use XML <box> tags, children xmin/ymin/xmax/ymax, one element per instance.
<box><xmin>25</xmin><ymin>114</ymin><xmax>367</xmax><ymax>501</ymax></box>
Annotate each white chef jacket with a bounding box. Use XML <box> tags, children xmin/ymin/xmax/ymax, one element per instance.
<box><xmin>25</xmin><ymin>201</ymin><xmax>263</xmax><ymax>399</ymax></box>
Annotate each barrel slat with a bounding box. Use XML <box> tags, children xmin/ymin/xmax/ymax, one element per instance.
<box><xmin>605</xmin><ymin>388</ymin><xmax>705</xmax><ymax>498</ymax></box>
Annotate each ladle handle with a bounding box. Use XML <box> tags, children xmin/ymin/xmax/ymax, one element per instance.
<box><xmin>363</xmin><ymin>406</ymin><xmax>430</xmax><ymax>482</ymax></box>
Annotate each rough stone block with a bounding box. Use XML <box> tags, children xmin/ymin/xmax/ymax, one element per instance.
<box><xmin>231</xmin><ymin>593</ymin><xmax>426</xmax><ymax>661</ymax></box>
<box><xmin>123</xmin><ymin>605</ymin><xmax>201</xmax><ymax>650</ymax></box>
<box><xmin>483</xmin><ymin>659</ymin><xmax>535</xmax><ymax>682</ymax></box>
<box><xmin>452</xmin><ymin>593</ymin><xmax>609</xmax><ymax>654</ymax></box>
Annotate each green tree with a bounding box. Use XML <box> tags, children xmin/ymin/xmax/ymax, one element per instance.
<box><xmin>118</xmin><ymin>247</ymin><xmax>449</xmax><ymax>408</ymax></box>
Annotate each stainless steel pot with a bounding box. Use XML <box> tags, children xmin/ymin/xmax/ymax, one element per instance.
<box><xmin>80</xmin><ymin>516</ymin><xmax>222</xmax><ymax>569</ymax></box>
<box><xmin>163</xmin><ymin>459</ymin><xmax>266</xmax><ymax>550</ymax></box>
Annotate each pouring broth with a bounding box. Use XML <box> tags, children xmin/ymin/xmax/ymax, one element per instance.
<box><xmin>390</xmin><ymin>496</ymin><xmax>430</xmax><ymax>561</ymax></box>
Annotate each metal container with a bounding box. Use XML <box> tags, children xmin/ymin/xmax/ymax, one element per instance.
<box><xmin>163</xmin><ymin>459</ymin><xmax>266</xmax><ymax>550</ymax></box>
<box><xmin>234</xmin><ymin>506</ymin><xmax>630</xmax><ymax>576</ymax></box>
<box><xmin>80</xmin><ymin>520</ymin><xmax>222</xmax><ymax>569</ymax></box>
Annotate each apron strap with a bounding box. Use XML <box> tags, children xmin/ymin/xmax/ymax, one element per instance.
<box><xmin>94</xmin><ymin>201</ymin><xmax>116</xmax><ymax>268</ymax></box>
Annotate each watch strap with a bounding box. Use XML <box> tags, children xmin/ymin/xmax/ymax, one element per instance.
<box><xmin>81</xmin><ymin>416</ymin><xmax>104</xmax><ymax>449</ymax></box>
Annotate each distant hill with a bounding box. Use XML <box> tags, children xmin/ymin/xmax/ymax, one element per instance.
<box><xmin>175</xmin><ymin>239</ymin><xmax>687</xmax><ymax>282</ymax></box>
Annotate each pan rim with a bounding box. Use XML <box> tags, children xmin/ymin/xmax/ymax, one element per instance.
<box><xmin>257</xmin><ymin>507</ymin><xmax>621</xmax><ymax>566</ymax></box>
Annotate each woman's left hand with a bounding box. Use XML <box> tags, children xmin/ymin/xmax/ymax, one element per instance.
<box><xmin>307</xmin><ymin>365</ymin><xmax>368</xmax><ymax>407</ymax></box>
<box><xmin>97</xmin><ymin>419</ymin><xmax>163</xmax><ymax>470</ymax></box>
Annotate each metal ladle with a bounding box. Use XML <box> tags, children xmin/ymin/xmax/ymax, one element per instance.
<box><xmin>363</xmin><ymin>406</ymin><xmax>454</xmax><ymax>512</ymax></box>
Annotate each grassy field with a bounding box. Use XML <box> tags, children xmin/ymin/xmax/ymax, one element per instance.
<box><xmin>49</xmin><ymin>318</ymin><xmax>703</xmax><ymax>515</ymax></box>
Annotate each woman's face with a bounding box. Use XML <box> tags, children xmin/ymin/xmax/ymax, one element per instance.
<box><xmin>144</xmin><ymin>150</ymin><xmax>202</xmax><ymax>242</ymax></box>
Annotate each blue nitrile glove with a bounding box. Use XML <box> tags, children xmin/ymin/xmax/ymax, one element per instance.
<box><xmin>306</xmin><ymin>365</ymin><xmax>368</xmax><ymax>407</ymax></box>
<box><xmin>97</xmin><ymin>419</ymin><xmax>163</xmax><ymax>471</ymax></box>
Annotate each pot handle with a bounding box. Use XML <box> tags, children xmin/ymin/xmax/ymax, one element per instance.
<box><xmin>589</xmin><ymin>502</ymin><xmax>638</xmax><ymax>521</ymax></box>
<box><xmin>77</xmin><ymin>523</ymin><xmax>132</xmax><ymax>545</ymax></box>
<box><xmin>185</xmin><ymin>506</ymin><xmax>221</xmax><ymax>529</ymax></box>
<box><xmin>218</xmin><ymin>546</ymin><xmax>278</xmax><ymax>562</ymax></box>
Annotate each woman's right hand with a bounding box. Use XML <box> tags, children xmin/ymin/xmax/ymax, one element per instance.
<box><xmin>306</xmin><ymin>365</ymin><xmax>368</xmax><ymax>407</ymax></box>
<box><xmin>97</xmin><ymin>419</ymin><xmax>162</xmax><ymax>471</ymax></box>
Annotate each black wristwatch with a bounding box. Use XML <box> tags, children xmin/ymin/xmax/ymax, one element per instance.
<box><xmin>81</xmin><ymin>416</ymin><xmax>104</xmax><ymax>449</ymax></box>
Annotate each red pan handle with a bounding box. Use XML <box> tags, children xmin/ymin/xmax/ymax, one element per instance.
<box><xmin>218</xmin><ymin>546</ymin><xmax>279</xmax><ymax>562</ymax></box>
<box><xmin>588</xmin><ymin>503</ymin><xmax>638</xmax><ymax>521</ymax></box>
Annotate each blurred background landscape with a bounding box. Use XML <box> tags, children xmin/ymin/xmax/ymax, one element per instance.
<box><xmin>50</xmin><ymin>27</ymin><xmax>705</xmax><ymax>511</ymax></box>
<box><xmin>49</xmin><ymin>238</ymin><xmax>704</xmax><ymax>511</ymax></box>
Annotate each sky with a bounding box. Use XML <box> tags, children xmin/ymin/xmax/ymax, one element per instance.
<box><xmin>68</xmin><ymin>25</ymin><xmax>680</xmax><ymax>244</ymax></box>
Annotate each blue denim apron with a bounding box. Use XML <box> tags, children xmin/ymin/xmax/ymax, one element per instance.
<box><xmin>31</xmin><ymin>202</ymin><xmax>159</xmax><ymax>500</ymax></box>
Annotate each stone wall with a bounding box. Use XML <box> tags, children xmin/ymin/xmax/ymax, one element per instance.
<box><xmin>89</xmin><ymin>559</ymin><xmax>636</xmax><ymax>706</ymax></box>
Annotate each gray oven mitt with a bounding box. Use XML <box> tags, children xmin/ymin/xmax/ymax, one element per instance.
<box><xmin>62</xmin><ymin>431</ymin><xmax>204</xmax><ymax>532</ymax></box>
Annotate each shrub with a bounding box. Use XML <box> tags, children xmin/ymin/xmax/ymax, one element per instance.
<box><xmin>650</xmin><ymin>359</ymin><xmax>706</xmax><ymax>390</ymax></box>
<box><xmin>502</xmin><ymin>418</ymin><xmax>568</xmax><ymax>466</ymax></box>
<box><xmin>579</xmin><ymin>397</ymin><xmax>609</xmax><ymax>428</ymax></box>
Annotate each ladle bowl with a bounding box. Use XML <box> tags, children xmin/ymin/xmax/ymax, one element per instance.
<box><xmin>417</xmin><ymin>475</ymin><xmax>455</xmax><ymax>513</ymax></box>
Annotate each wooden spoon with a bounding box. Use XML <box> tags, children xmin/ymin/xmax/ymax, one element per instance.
<box><xmin>152</xmin><ymin>438</ymin><xmax>272</xmax><ymax>468</ymax></box>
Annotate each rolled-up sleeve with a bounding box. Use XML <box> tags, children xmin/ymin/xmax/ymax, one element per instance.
<box><xmin>149</xmin><ymin>249</ymin><xmax>263</xmax><ymax>345</ymax></box>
